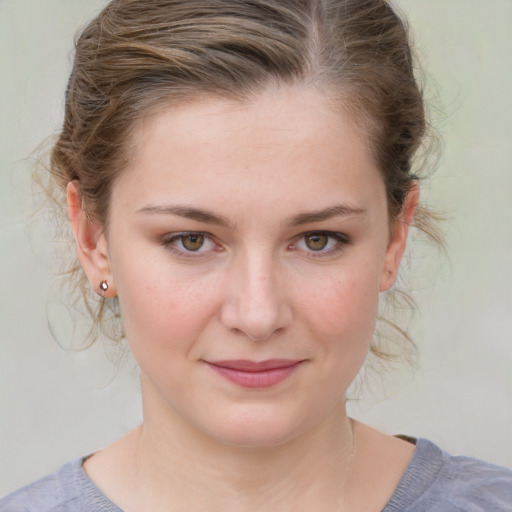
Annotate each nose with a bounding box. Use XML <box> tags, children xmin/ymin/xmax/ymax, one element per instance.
<box><xmin>219</xmin><ymin>251</ymin><xmax>292</xmax><ymax>341</ymax></box>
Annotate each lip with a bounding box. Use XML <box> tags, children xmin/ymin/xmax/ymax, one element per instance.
<box><xmin>205</xmin><ymin>359</ymin><xmax>303</xmax><ymax>389</ymax></box>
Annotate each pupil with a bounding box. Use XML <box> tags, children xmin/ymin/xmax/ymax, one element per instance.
<box><xmin>183</xmin><ymin>234</ymin><xmax>204</xmax><ymax>251</ymax></box>
<box><xmin>306</xmin><ymin>233</ymin><xmax>328</xmax><ymax>251</ymax></box>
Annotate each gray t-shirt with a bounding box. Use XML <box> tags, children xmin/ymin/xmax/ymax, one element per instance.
<box><xmin>1</xmin><ymin>439</ymin><xmax>511</xmax><ymax>511</ymax></box>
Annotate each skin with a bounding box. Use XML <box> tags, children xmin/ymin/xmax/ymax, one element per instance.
<box><xmin>68</xmin><ymin>86</ymin><xmax>418</xmax><ymax>511</ymax></box>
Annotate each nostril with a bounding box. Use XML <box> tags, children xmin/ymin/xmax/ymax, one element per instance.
<box><xmin>220</xmin><ymin>299</ymin><xmax>292</xmax><ymax>342</ymax></box>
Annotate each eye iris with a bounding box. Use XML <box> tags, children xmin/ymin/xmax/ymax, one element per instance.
<box><xmin>182</xmin><ymin>234</ymin><xmax>204</xmax><ymax>251</ymax></box>
<box><xmin>305</xmin><ymin>233</ymin><xmax>328</xmax><ymax>251</ymax></box>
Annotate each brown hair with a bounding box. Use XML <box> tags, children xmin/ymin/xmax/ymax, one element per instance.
<box><xmin>46</xmin><ymin>0</ymin><xmax>441</xmax><ymax>357</ymax></box>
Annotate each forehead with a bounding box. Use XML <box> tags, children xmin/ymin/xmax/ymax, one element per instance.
<box><xmin>116</xmin><ymin>86</ymin><xmax>385</xmax><ymax>217</ymax></box>
<box><xmin>134</xmin><ymin>87</ymin><xmax>339</xmax><ymax>149</ymax></box>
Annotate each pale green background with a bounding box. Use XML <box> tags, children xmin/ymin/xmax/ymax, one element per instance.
<box><xmin>1</xmin><ymin>0</ymin><xmax>511</xmax><ymax>496</ymax></box>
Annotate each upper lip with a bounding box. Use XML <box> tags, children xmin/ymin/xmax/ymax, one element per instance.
<box><xmin>206</xmin><ymin>359</ymin><xmax>303</xmax><ymax>372</ymax></box>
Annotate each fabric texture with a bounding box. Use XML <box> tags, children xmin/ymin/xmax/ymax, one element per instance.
<box><xmin>1</xmin><ymin>438</ymin><xmax>511</xmax><ymax>511</ymax></box>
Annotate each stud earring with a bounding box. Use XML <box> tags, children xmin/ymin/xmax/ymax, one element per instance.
<box><xmin>100</xmin><ymin>280</ymin><xmax>109</xmax><ymax>293</ymax></box>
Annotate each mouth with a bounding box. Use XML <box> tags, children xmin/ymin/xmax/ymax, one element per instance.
<box><xmin>204</xmin><ymin>359</ymin><xmax>304</xmax><ymax>389</ymax></box>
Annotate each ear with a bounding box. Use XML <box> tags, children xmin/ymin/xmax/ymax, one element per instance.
<box><xmin>379</xmin><ymin>182</ymin><xmax>419</xmax><ymax>292</ymax></box>
<box><xmin>67</xmin><ymin>181</ymin><xmax>117</xmax><ymax>298</ymax></box>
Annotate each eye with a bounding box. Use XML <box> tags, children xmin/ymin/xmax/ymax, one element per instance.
<box><xmin>304</xmin><ymin>233</ymin><xmax>329</xmax><ymax>251</ymax></box>
<box><xmin>181</xmin><ymin>233</ymin><xmax>205</xmax><ymax>251</ymax></box>
<box><xmin>291</xmin><ymin>231</ymin><xmax>349</xmax><ymax>256</ymax></box>
<box><xmin>162</xmin><ymin>232</ymin><xmax>219</xmax><ymax>255</ymax></box>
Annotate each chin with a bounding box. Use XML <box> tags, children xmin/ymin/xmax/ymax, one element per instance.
<box><xmin>201</xmin><ymin>404</ymin><xmax>315</xmax><ymax>449</ymax></box>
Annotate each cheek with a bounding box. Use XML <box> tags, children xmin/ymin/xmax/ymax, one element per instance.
<box><xmin>112</xmin><ymin>250</ymin><xmax>223</xmax><ymax>356</ymax></box>
<box><xmin>298</xmin><ymin>261</ymin><xmax>381</xmax><ymax>340</ymax></box>
<box><xmin>286</xmin><ymin>268</ymin><xmax>381</xmax><ymax>411</ymax></box>
<box><xmin>294</xmin><ymin>257</ymin><xmax>383</xmax><ymax>386</ymax></box>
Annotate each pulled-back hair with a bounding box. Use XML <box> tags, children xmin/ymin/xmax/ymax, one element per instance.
<box><xmin>46</xmin><ymin>0</ymin><xmax>440</xmax><ymax>357</ymax></box>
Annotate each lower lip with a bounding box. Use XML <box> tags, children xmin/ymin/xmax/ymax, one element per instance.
<box><xmin>206</xmin><ymin>362</ymin><xmax>302</xmax><ymax>389</ymax></box>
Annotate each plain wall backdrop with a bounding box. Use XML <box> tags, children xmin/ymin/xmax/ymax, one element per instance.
<box><xmin>1</xmin><ymin>0</ymin><xmax>511</xmax><ymax>496</ymax></box>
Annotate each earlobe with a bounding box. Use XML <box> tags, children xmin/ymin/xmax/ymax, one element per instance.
<box><xmin>67</xmin><ymin>181</ymin><xmax>117</xmax><ymax>297</ymax></box>
<box><xmin>379</xmin><ymin>182</ymin><xmax>419</xmax><ymax>292</ymax></box>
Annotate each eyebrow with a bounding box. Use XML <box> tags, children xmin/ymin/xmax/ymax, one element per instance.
<box><xmin>287</xmin><ymin>204</ymin><xmax>366</xmax><ymax>226</ymax></box>
<box><xmin>136</xmin><ymin>204</ymin><xmax>232</xmax><ymax>228</ymax></box>
<box><xmin>137</xmin><ymin>202</ymin><xmax>366</xmax><ymax>229</ymax></box>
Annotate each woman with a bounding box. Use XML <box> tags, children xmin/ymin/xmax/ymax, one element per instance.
<box><xmin>1</xmin><ymin>0</ymin><xmax>511</xmax><ymax>510</ymax></box>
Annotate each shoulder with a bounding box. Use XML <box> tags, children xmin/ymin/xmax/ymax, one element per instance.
<box><xmin>0</xmin><ymin>458</ymin><xmax>121</xmax><ymax>512</ymax></box>
<box><xmin>385</xmin><ymin>438</ymin><xmax>512</xmax><ymax>512</ymax></box>
<box><xmin>435</xmin><ymin>442</ymin><xmax>512</xmax><ymax>511</ymax></box>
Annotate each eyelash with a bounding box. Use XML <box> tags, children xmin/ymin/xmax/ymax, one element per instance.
<box><xmin>289</xmin><ymin>231</ymin><xmax>350</xmax><ymax>257</ymax></box>
<box><xmin>161</xmin><ymin>231</ymin><xmax>350</xmax><ymax>258</ymax></box>
<box><xmin>160</xmin><ymin>232</ymin><xmax>221</xmax><ymax>257</ymax></box>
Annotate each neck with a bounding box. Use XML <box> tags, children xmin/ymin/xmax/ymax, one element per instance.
<box><xmin>129</xmin><ymin>389</ymin><xmax>355</xmax><ymax>511</ymax></box>
<box><xmin>84</xmin><ymin>385</ymin><xmax>417</xmax><ymax>512</ymax></box>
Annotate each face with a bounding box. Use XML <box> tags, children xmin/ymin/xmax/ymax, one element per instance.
<box><xmin>71</xmin><ymin>86</ymin><xmax>415</xmax><ymax>447</ymax></box>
